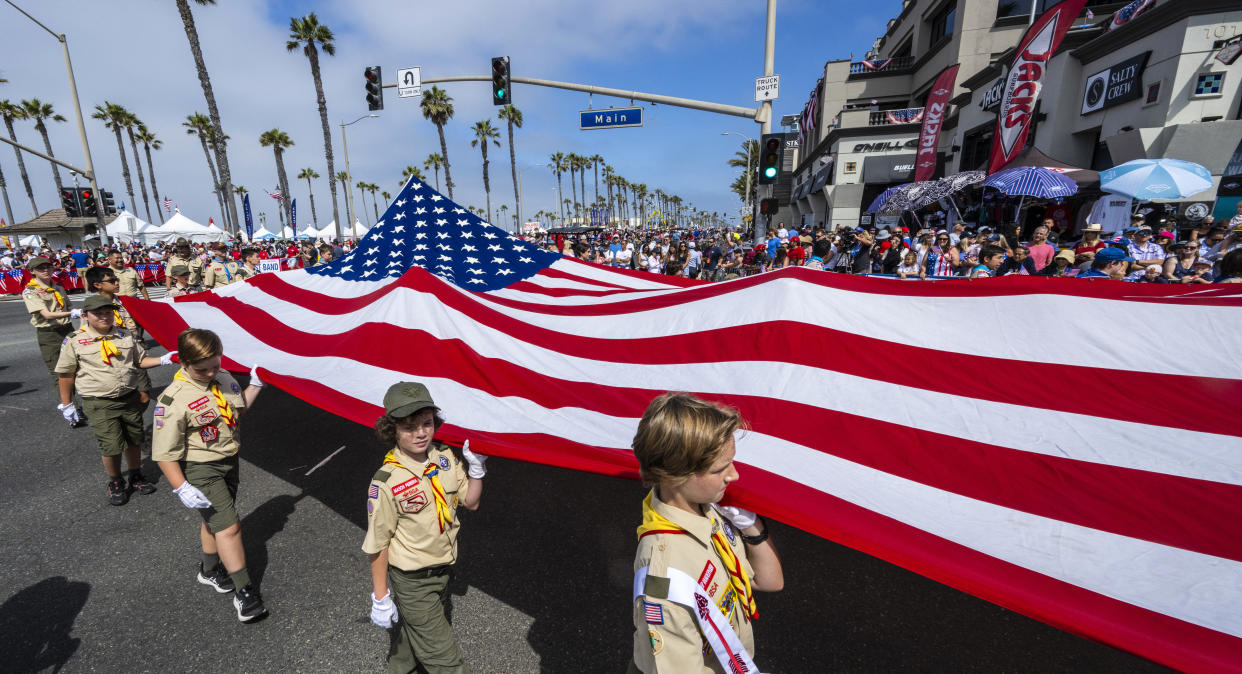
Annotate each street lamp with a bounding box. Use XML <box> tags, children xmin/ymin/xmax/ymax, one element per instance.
<box><xmin>340</xmin><ymin>113</ymin><xmax>379</xmax><ymax>241</ymax></box>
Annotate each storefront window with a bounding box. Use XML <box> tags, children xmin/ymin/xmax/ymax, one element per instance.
<box><xmin>930</xmin><ymin>3</ymin><xmax>955</xmax><ymax>41</ymax></box>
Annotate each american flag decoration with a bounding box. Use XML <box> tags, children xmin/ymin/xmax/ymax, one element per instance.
<box><xmin>798</xmin><ymin>80</ymin><xmax>822</xmax><ymax>148</ymax></box>
<box><xmin>122</xmin><ymin>176</ymin><xmax>1242</xmax><ymax>672</ymax></box>
<box><xmin>269</xmin><ymin>190</ymin><xmax>284</xmax><ymax>202</ymax></box>
<box><xmin>643</xmin><ymin>601</ymin><xmax>663</xmax><ymax>625</ymax></box>
<box><xmin>885</xmin><ymin>108</ymin><xmax>925</xmax><ymax>125</ymax></box>
<box><xmin>1109</xmin><ymin>0</ymin><xmax>1156</xmax><ymax>30</ymax></box>
<box><xmin>163</xmin><ymin>196</ymin><xmax>172</xmax><ymax>213</ymax></box>
<box><xmin>861</xmin><ymin>58</ymin><xmax>893</xmax><ymax>71</ymax></box>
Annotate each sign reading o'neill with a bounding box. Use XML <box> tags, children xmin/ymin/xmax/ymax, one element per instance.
<box><xmin>1081</xmin><ymin>52</ymin><xmax>1150</xmax><ymax>115</ymax></box>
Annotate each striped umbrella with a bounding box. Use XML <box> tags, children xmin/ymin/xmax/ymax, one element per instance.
<box><xmin>877</xmin><ymin>181</ymin><xmax>939</xmax><ymax>214</ymax></box>
<box><xmin>865</xmin><ymin>184</ymin><xmax>907</xmax><ymax>214</ymax></box>
<box><xmin>1099</xmin><ymin>158</ymin><xmax>1213</xmax><ymax>200</ymax></box>
<box><xmin>982</xmin><ymin>166</ymin><xmax>1079</xmax><ymax>199</ymax></box>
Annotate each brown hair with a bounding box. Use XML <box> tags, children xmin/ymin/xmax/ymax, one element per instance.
<box><xmin>374</xmin><ymin>410</ymin><xmax>446</xmax><ymax>447</ymax></box>
<box><xmin>632</xmin><ymin>392</ymin><xmax>743</xmax><ymax>487</ymax></box>
<box><xmin>177</xmin><ymin>328</ymin><xmax>222</xmax><ymax>365</ymax></box>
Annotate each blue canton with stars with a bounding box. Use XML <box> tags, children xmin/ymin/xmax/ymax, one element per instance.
<box><xmin>308</xmin><ymin>178</ymin><xmax>560</xmax><ymax>291</ymax></box>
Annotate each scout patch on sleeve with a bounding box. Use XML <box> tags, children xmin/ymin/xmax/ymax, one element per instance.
<box><xmin>367</xmin><ymin>501</ymin><xmax>374</xmax><ymax>515</ymax></box>
<box><xmin>187</xmin><ymin>396</ymin><xmax>211</xmax><ymax>411</ymax></box>
<box><xmin>438</xmin><ymin>455</ymin><xmax>450</xmax><ymax>470</ymax></box>
<box><xmin>231</xmin><ymin>383</ymin><xmax>239</xmax><ymax>393</ymax></box>
<box><xmin>648</xmin><ymin>629</ymin><xmax>664</xmax><ymax>655</ymax></box>
<box><xmin>153</xmin><ymin>406</ymin><xmax>165</xmax><ymax>417</ymax></box>
<box><xmin>643</xmin><ymin>575</ymin><xmax>670</xmax><ymax>600</ymax></box>
<box><xmin>159</xmin><ymin>394</ymin><xmax>174</xmax><ymax>405</ymax></box>
<box><xmin>399</xmin><ymin>490</ymin><xmax>428</xmax><ymax>513</ymax></box>
<box><xmin>698</xmin><ymin>561</ymin><xmax>717</xmax><ymax>589</ymax></box>
<box><xmin>199</xmin><ymin>426</ymin><xmax>219</xmax><ymax>443</ymax></box>
<box><xmin>390</xmin><ymin>477</ymin><xmax>420</xmax><ymax>495</ymax></box>
<box><xmin>76</xmin><ymin>338</ymin><xmax>94</xmax><ymax>345</ymax></box>
<box><xmin>154</xmin><ymin>419</ymin><xmax>163</xmax><ymax>429</ymax></box>
<box><xmin>643</xmin><ymin>601</ymin><xmax>664</xmax><ymax>625</ymax></box>
<box><xmin>194</xmin><ymin>409</ymin><xmax>219</xmax><ymax>425</ymax></box>
<box><xmin>369</xmin><ymin>484</ymin><xmax>380</xmax><ymax>499</ymax></box>
<box><xmin>723</xmin><ymin>520</ymin><xmax>737</xmax><ymax>545</ymax></box>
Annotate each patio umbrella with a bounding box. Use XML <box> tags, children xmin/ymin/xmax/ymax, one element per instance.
<box><xmin>865</xmin><ymin>184</ymin><xmax>907</xmax><ymax>214</ymax></box>
<box><xmin>923</xmin><ymin>171</ymin><xmax>986</xmax><ymax>221</ymax></box>
<box><xmin>983</xmin><ymin>166</ymin><xmax>1078</xmax><ymax>199</ymax></box>
<box><xmin>1099</xmin><ymin>158</ymin><xmax>1213</xmax><ymax>201</ymax></box>
<box><xmin>878</xmin><ymin>181</ymin><xmax>939</xmax><ymax>214</ymax></box>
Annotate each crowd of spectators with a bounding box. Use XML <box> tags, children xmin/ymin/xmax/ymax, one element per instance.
<box><xmin>1</xmin><ymin>238</ymin><xmax>349</xmax><ymax>278</ymax></box>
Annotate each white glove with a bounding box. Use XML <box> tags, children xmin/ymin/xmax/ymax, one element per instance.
<box><xmin>159</xmin><ymin>352</ymin><xmax>176</xmax><ymax>366</ymax></box>
<box><xmin>716</xmin><ymin>505</ymin><xmax>758</xmax><ymax>531</ymax></box>
<box><xmin>57</xmin><ymin>403</ymin><xmax>81</xmax><ymax>424</ymax></box>
<box><xmin>70</xmin><ymin>308</ymin><xmax>82</xmax><ymax>319</ymax></box>
<box><xmin>249</xmin><ymin>364</ymin><xmax>263</xmax><ymax>387</ymax></box>
<box><xmin>461</xmin><ymin>440</ymin><xmax>488</xmax><ymax>479</ymax></box>
<box><xmin>173</xmin><ymin>482</ymin><xmax>213</xmax><ymax>509</ymax></box>
<box><xmin>370</xmin><ymin>592</ymin><xmax>398</xmax><ymax>628</ymax></box>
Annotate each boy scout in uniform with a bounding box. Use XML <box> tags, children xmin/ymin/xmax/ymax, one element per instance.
<box><xmin>165</xmin><ymin>238</ymin><xmax>201</xmax><ymax>289</ymax></box>
<box><xmin>363</xmin><ymin>382</ymin><xmax>489</xmax><ymax>674</ymax></box>
<box><xmin>55</xmin><ymin>294</ymin><xmax>175</xmax><ymax>505</ymax></box>
<box><xmin>108</xmin><ymin>250</ymin><xmax>150</xmax><ymax>301</ymax></box>
<box><xmin>153</xmin><ymin>328</ymin><xmax>267</xmax><ymax>622</ymax></box>
<box><xmin>629</xmin><ymin>393</ymin><xmax>784</xmax><ymax>673</ymax></box>
<box><xmin>203</xmin><ymin>245</ymin><xmax>243</xmax><ymax>288</ymax></box>
<box><xmin>239</xmin><ymin>248</ymin><xmax>261</xmax><ymax>279</ymax></box>
<box><xmin>167</xmin><ymin>264</ymin><xmax>202</xmax><ymax>298</ymax></box>
<box><xmin>84</xmin><ymin>266</ymin><xmax>153</xmax><ymax>404</ymax></box>
<box><xmin>24</xmin><ymin>256</ymin><xmax>79</xmax><ymax>377</ymax></box>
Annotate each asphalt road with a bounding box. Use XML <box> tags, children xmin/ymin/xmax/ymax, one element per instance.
<box><xmin>0</xmin><ymin>294</ymin><xmax>1167</xmax><ymax>672</ymax></box>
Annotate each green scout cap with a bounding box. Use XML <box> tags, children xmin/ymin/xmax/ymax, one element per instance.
<box><xmin>169</xmin><ymin>264</ymin><xmax>190</xmax><ymax>276</ymax></box>
<box><xmin>26</xmin><ymin>256</ymin><xmax>53</xmax><ymax>270</ymax></box>
<box><xmin>175</xmin><ymin>237</ymin><xmax>190</xmax><ymax>246</ymax></box>
<box><xmin>81</xmin><ymin>294</ymin><xmax>118</xmax><ymax>312</ymax></box>
<box><xmin>383</xmin><ymin>382</ymin><xmax>438</xmax><ymax>418</ymax></box>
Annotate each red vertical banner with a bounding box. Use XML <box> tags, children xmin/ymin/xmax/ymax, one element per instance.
<box><xmin>915</xmin><ymin>64</ymin><xmax>960</xmax><ymax>183</ymax></box>
<box><xmin>988</xmin><ymin>0</ymin><xmax>1089</xmax><ymax>173</ymax></box>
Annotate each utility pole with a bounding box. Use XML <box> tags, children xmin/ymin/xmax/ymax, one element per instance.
<box><xmin>754</xmin><ymin>0</ymin><xmax>778</xmax><ymax>243</ymax></box>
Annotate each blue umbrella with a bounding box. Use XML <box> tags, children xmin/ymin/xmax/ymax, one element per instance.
<box><xmin>1099</xmin><ymin>158</ymin><xmax>1213</xmax><ymax>200</ymax></box>
<box><xmin>982</xmin><ymin>166</ymin><xmax>1079</xmax><ymax>199</ymax></box>
<box><xmin>865</xmin><ymin>184</ymin><xmax>906</xmax><ymax>214</ymax></box>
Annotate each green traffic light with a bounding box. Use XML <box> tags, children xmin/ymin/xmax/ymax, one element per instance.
<box><xmin>763</xmin><ymin>167</ymin><xmax>777</xmax><ymax>178</ymax></box>
<box><xmin>497</xmin><ymin>88</ymin><xmax>506</xmax><ymax>98</ymax></box>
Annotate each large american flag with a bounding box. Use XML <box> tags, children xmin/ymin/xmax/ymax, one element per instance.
<box><xmin>123</xmin><ymin>177</ymin><xmax>1242</xmax><ymax>671</ymax></box>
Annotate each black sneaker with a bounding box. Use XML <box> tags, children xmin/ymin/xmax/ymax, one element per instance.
<box><xmin>128</xmin><ymin>471</ymin><xmax>157</xmax><ymax>495</ymax></box>
<box><xmin>107</xmin><ymin>478</ymin><xmax>128</xmax><ymax>506</ymax></box>
<box><xmin>197</xmin><ymin>563</ymin><xmax>235</xmax><ymax>593</ymax></box>
<box><xmin>233</xmin><ymin>585</ymin><xmax>267</xmax><ymax>622</ymax></box>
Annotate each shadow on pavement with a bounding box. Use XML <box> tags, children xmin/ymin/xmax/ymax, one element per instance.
<box><xmin>0</xmin><ymin>577</ymin><xmax>91</xmax><ymax>673</ymax></box>
<box><xmin>238</xmin><ymin>386</ymin><xmax>1165</xmax><ymax>673</ymax></box>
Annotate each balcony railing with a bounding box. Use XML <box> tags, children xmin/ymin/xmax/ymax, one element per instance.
<box><xmin>849</xmin><ymin>56</ymin><xmax>915</xmax><ymax>75</ymax></box>
<box><xmin>869</xmin><ymin>107</ymin><xmax>924</xmax><ymax>126</ymax></box>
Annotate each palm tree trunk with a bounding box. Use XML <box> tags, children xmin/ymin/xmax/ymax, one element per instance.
<box><xmin>568</xmin><ymin>169</ymin><xmax>577</xmax><ymax>224</ymax></box>
<box><xmin>4</xmin><ymin>118</ymin><xmax>36</xmax><ymax>215</ymax></box>
<box><xmin>143</xmin><ymin>142</ymin><xmax>164</xmax><ymax>223</ymax></box>
<box><xmin>580</xmin><ymin>170</ymin><xmax>587</xmax><ymax>222</ymax></box>
<box><xmin>303</xmin><ymin>46</ymin><xmax>340</xmax><ymax>240</ymax></box>
<box><xmin>176</xmin><ymin>0</ymin><xmax>239</xmax><ymax>235</ymax></box>
<box><xmin>555</xmin><ymin>171</ymin><xmax>564</xmax><ymax>224</ymax></box>
<box><xmin>432</xmin><ymin>167</ymin><xmax>441</xmax><ymax>191</ymax></box>
<box><xmin>35</xmin><ymin>121</ymin><xmax>64</xmax><ymax>194</ymax></box>
<box><xmin>371</xmin><ymin>190</ymin><xmax>380</xmax><ymax>221</ymax></box>
<box><xmin>305</xmin><ymin>176</ymin><xmax>319</xmax><ymax>228</ymax></box>
<box><xmin>593</xmin><ymin>165</ymin><xmax>599</xmax><ymax>207</ymax></box>
<box><xmin>481</xmin><ymin>144</ymin><xmax>491</xmax><ymax>224</ymax></box>
<box><xmin>274</xmin><ymin>150</ymin><xmax>292</xmax><ymax>226</ymax></box>
<box><xmin>436</xmin><ymin>123</ymin><xmax>453</xmax><ymax>200</ymax></box>
<box><xmin>0</xmin><ymin>163</ymin><xmax>14</xmax><ymax>225</ymax></box>
<box><xmin>125</xmin><ymin>128</ymin><xmax>152</xmax><ymax>223</ymax></box>
<box><xmin>196</xmin><ymin>135</ymin><xmax>222</xmax><ymax>217</ymax></box>
<box><xmin>111</xmin><ymin>127</ymin><xmax>136</xmax><ymax>213</ymax></box>
<box><xmin>506</xmin><ymin>118</ymin><xmax>519</xmax><ymax>224</ymax></box>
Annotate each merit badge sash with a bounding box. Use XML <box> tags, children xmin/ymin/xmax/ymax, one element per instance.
<box><xmin>634</xmin><ymin>565</ymin><xmax>759</xmax><ymax>674</ymax></box>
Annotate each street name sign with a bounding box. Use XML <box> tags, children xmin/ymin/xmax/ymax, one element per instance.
<box><xmin>397</xmin><ymin>67</ymin><xmax>421</xmax><ymax>98</ymax></box>
<box><xmin>755</xmin><ymin>75</ymin><xmax>780</xmax><ymax>101</ymax></box>
<box><xmin>579</xmin><ymin>106</ymin><xmax>643</xmax><ymax>130</ymax></box>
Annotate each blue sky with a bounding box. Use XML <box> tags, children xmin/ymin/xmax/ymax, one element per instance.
<box><xmin>0</xmin><ymin>0</ymin><xmax>890</xmax><ymax>231</ymax></box>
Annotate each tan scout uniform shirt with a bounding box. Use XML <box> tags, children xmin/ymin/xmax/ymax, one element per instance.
<box><xmin>167</xmin><ymin>283</ymin><xmax>202</xmax><ymax>298</ymax></box>
<box><xmin>152</xmin><ymin>370</ymin><xmax>246</xmax><ymax>463</ymax></box>
<box><xmin>632</xmin><ymin>491</ymin><xmax>756</xmax><ymax>674</ymax></box>
<box><xmin>53</xmin><ymin>325</ymin><xmax>147</xmax><ymax>398</ymax></box>
<box><xmin>112</xmin><ymin>265</ymin><xmax>144</xmax><ymax>297</ymax></box>
<box><xmin>203</xmin><ymin>259</ymin><xmax>243</xmax><ymax>288</ymax></box>
<box><xmin>362</xmin><ymin>443</ymin><xmax>468</xmax><ymax>571</ymax></box>
<box><xmin>166</xmin><ymin>254</ymin><xmax>203</xmax><ymax>285</ymax></box>
<box><xmin>23</xmin><ymin>280</ymin><xmax>71</xmax><ymax>328</ymax></box>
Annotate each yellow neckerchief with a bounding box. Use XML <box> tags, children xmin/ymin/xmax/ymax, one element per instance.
<box><xmin>636</xmin><ymin>492</ymin><xmax>758</xmax><ymax>620</ymax></box>
<box><xmin>80</xmin><ymin>325</ymin><xmax>122</xmax><ymax>365</ymax></box>
<box><xmin>26</xmin><ymin>278</ymin><xmax>65</xmax><ymax>309</ymax></box>
<box><xmin>383</xmin><ymin>448</ymin><xmax>453</xmax><ymax>533</ymax></box>
<box><xmin>174</xmin><ymin>369</ymin><xmax>236</xmax><ymax>428</ymax></box>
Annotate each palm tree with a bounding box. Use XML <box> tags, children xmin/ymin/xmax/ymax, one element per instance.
<box><xmin>497</xmin><ymin>104</ymin><xmax>522</xmax><ymax>222</ymax></box>
<box><xmin>548</xmin><ymin>152</ymin><xmax>567</xmax><ymax>224</ymax></box>
<box><xmin>381</xmin><ymin>190</ymin><xmax>391</xmax><ymax>206</ymax></box>
<box><xmin>365</xmin><ymin>183</ymin><xmax>381</xmax><ymax>221</ymax></box>
<box><xmin>422</xmin><ymin>153</ymin><xmax>444</xmax><ymax>191</ymax></box>
<box><xmin>499</xmin><ymin>204</ymin><xmax>509</xmax><ymax>231</ymax></box>
<box><xmin>259</xmin><ymin>129</ymin><xmax>294</xmax><ymax>225</ymax></box>
<box><xmin>175</xmin><ymin>0</ymin><xmax>240</xmax><ymax>231</ymax></box>
<box><xmin>470</xmin><ymin>119</ymin><xmax>500</xmax><ymax>223</ymax></box>
<box><xmin>354</xmin><ymin>180</ymin><xmax>370</xmax><ymax>224</ymax></box>
<box><xmin>20</xmin><ymin>99</ymin><xmax>67</xmax><ymax>195</ymax></box>
<box><xmin>577</xmin><ymin>154</ymin><xmax>590</xmax><ymax>221</ymax></box>
<box><xmin>566</xmin><ymin>153</ymin><xmax>580</xmax><ymax>222</ymax></box>
<box><xmin>296</xmin><ymin>167</ymin><xmax>319</xmax><ymax>228</ymax></box>
<box><xmin>183</xmin><ymin>112</ymin><xmax>225</xmax><ymax>221</ymax></box>
<box><xmin>420</xmin><ymin>86</ymin><xmax>455</xmax><ymax>199</ymax></box>
<box><xmin>728</xmin><ymin>138</ymin><xmax>760</xmax><ymax>207</ymax></box>
<box><xmin>287</xmin><ymin>12</ymin><xmax>340</xmax><ymax>240</ymax></box>
<box><xmin>92</xmin><ymin>102</ymin><xmax>137</xmax><ymax>214</ymax></box>
<box><xmin>136</xmin><ymin>125</ymin><xmax>165</xmax><ymax>223</ymax></box>
<box><xmin>401</xmin><ymin>165</ymin><xmax>424</xmax><ymax>187</ymax></box>
<box><xmin>0</xmin><ymin>100</ymin><xmax>36</xmax><ymax>214</ymax></box>
<box><xmin>116</xmin><ymin>109</ymin><xmax>155</xmax><ymax>223</ymax></box>
<box><xmin>589</xmin><ymin>154</ymin><xmax>604</xmax><ymax>208</ymax></box>
<box><xmin>335</xmin><ymin>170</ymin><xmax>356</xmax><ymax>233</ymax></box>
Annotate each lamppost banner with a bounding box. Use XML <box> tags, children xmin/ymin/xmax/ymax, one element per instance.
<box><xmin>916</xmin><ymin>64</ymin><xmax>959</xmax><ymax>183</ymax></box>
<box><xmin>988</xmin><ymin>0</ymin><xmax>1089</xmax><ymax>173</ymax></box>
<box><xmin>243</xmin><ymin>194</ymin><xmax>253</xmax><ymax>240</ymax></box>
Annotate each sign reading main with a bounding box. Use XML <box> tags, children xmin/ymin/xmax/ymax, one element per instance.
<box><xmin>1081</xmin><ymin>52</ymin><xmax>1149</xmax><ymax>115</ymax></box>
<box><xmin>580</xmin><ymin>106</ymin><xmax>643</xmax><ymax>130</ymax></box>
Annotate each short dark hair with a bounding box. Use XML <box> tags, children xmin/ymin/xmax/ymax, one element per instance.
<box><xmin>241</xmin><ymin>247</ymin><xmax>258</xmax><ymax>259</ymax></box>
<box><xmin>84</xmin><ymin>265</ymin><xmax>113</xmax><ymax>291</ymax></box>
<box><xmin>1219</xmin><ymin>248</ymin><xmax>1242</xmax><ymax>280</ymax></box>
<box><xmin>979</xmin><ymin>245</ymin><xmax>1005</xmax><ymax>260</ymax></box>
<box><xmin>373</xmin><ymin>410</ymin><xmax>445</xmax><ymax>447</ymax></box>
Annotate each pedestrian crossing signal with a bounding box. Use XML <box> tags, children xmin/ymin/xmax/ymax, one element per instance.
<box><xmin>760</xmin><ymin>198</ymin><xmax>779</xmax><ymax>215</ymax></box>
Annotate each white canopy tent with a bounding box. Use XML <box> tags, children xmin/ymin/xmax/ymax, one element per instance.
<box><xmin>251</xmin><ymin>227</ymin><xmax>280</xmax><ymax>240</ymax></box>
<box><xmin>149</xmin><ymin>211</ymin><xmax>229</xmax><ymax>244</ymax></box>
<box><xmin>104</xmin><ymin>210</ymin><xmax>159</xmax><ymax>244</ymax></box>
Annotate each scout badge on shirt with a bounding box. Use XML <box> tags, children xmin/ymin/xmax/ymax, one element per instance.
<box><xmin>438</xmin><ymin>455</ymin><xmax>450</xmax><ymax>470</ymax></box>
<box><xmin>200</xmin><ymin>426</ymin><xmax>219</xmax><ymax>443</ymax></box>
<box><xmin>400</xmin><ymin>490</ymin><xmax>429</xmax><ymax>513</ymax></box>
<box><xmin>643</xmin><ymin>601</ymin><xmax>664</xmax><ymax>625</ymax></box>
<box><xmin>195</xmin><ymin>409</ymin><xmax>220</xmax><ymax>425</ymax></box>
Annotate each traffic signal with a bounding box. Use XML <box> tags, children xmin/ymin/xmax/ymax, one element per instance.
<box><xmin>61</xmin><ymin>188</ymin><xmax>81</xmax><ymax>217</ymax></box>
<box><xmin>759</xmin><ymin>198</ymin><xmax>779</xmax><ymax>215</ymax></box>
<box><xmin>491</xmin><ymin>56</ymin><xmax>511</xmax><ymax>105</ymax></box>
<box><xmin>364</xmin><ymin>66</ymin><xmax>383</xmax><ymax>111</ymax></box>
<box><xmin>758</xmin><ymin>133</ymin><xmax>784</xmax><ymax>185</ymax></box>
<box><xmin>101</xmin><ymin>190</ymin><xmax>116</xmax><ymax>215</ymax></box>
<box><xmin>79</xmin><ymin>187</ymin><xmax>98</xmax><ymax>217</ymax></box>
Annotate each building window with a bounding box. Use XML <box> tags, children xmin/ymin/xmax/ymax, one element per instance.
<box><xmin>1144</xmin><ymin>81</ymin><xmax>1161</xmax><ymax>106</ymax></box>
<box><xmin>930</xmin><ymin>3</ymin><xmax>955</xmax><ymax>41</ymax></box>
<box><xmin>1194</xmin><ymin>72</ymin><xmax>1225</xmax><ymax>97</ymax></box>
<box><xmin>844</xmin><ymin>161</ymin><xmax>858</xmax><ymax>174</ymax></box>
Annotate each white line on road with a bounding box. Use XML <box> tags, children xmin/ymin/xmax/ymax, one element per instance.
<box><xmin>305</xmin><ymin>445</ymin><xmax>346</xmax><ymax>475</ymax></box>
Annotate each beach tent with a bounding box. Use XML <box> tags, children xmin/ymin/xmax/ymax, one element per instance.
<box><xmin>251</xmin><ymin>227</ymin><xmax>280</xmax><ymax>240</ymax></box>
<box><xmin>151</xmin><ymin>211</ymin><xmax>229</xmax><ymax>244</ymax></box>
<box><xmin>104</xmin><ymin>210</ymin><xmax>157</xmax><ymax>244</ymax></box>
